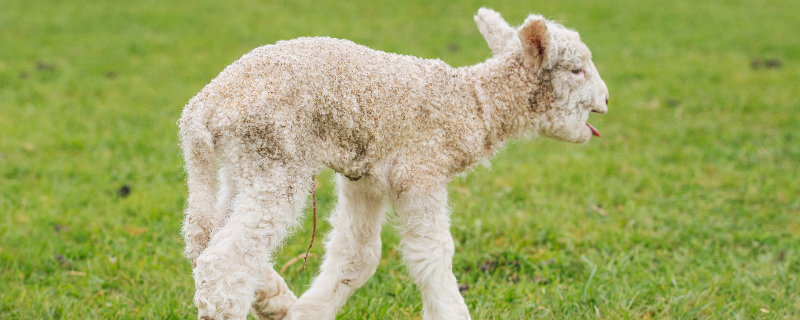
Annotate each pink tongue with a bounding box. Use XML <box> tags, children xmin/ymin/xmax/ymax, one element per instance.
<box><xmin>587</xmin><ymin>123</ymin><xmax>601</xmax><ymax>137</ymax></box>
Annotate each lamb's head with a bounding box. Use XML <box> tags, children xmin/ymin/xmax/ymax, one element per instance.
<box><xmin>475</xmin><ymin>9</ymin><xmax>609</xmax><ymax>143</ymax></box>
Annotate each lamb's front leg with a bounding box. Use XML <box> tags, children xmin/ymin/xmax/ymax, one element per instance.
<box><xmin>286</xmin><ymin>175</ymin><xmax>386</xmax><ymax>320</ymax></box>
<box><xmin>396</xmin><ymin>186</ymin><xmax>471</xmax><ymax>320</ymax></box>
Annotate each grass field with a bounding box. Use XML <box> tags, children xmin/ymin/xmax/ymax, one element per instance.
<box><xmin>2</xmin><ymin>0</ymin><xmax>799</xmax><ymax>318</ymax></box>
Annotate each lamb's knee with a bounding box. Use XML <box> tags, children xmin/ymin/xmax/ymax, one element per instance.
<box><xmin>193</xmin><ymin>265</ymin><xmax>255</xmax><ymax>320</ymax></box>
<box><xmin>401</xmin><ymin>232</ymin><xmax>455</xmax><ymax>280</ymax></box>
<box><xmin>192</xmin><ymin>242</ymin><xmax>265</xmax><ymax>320</ymax></box>
<box><xmin>252</xmin><ymin>269</ymin><xmax>297</xmax><ymax>320</ymax></box>
<box><xmin>323</xmin><ymin>228</ymin><xmax>382</xmax><ymax>286</ymax></box>
<box><xmin>183</xmin><ymin>223</ymin><xmax>212</xmax><ymax>267</ymax></box>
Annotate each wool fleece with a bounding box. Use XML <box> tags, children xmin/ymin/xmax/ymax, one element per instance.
<box><xmin>179</xmin><ymin>8</ymin><xmax>609</xmax><ymax>320</ymax></box>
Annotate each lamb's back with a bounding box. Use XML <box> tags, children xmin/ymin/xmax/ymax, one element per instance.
<box><xmin>197</xmin><ymin>37</ymin><xmax>465</xmax><ymax>175</ymax></box>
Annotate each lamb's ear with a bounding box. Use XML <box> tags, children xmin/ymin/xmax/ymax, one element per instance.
<box><xmin>518</xmin><ymin>15</ymin><xmax>557</xmax><ymax>69</ymax></box>
<box><xmin>474</xmin><ymin>8</ymin><xmax>516</xmax><ymax>55</ymax></box>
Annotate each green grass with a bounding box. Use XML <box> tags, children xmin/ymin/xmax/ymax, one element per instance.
<box><xmin>2</xmin><ymin>0</ymin><xmax>799</xmax><ymax>318</ymax></box>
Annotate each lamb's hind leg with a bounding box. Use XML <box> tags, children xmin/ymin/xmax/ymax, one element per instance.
<box><xmin>245</xmin><ymin>170</ymin><xmax>297</xmax><ymax>319</ymax></box>
<box><xmin>286</xmin><ymin>174</ymin><xmax>386</xmax><ymax>320</ymax></box>
<box><xmin>193</xmin><ymin>164</ymin><xmax>310</xmax><ymax>320</ymax></box>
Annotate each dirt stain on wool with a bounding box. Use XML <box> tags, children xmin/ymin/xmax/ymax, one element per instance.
<box><xmin>527</xmin><ymin>73</ymin><xmax>555</xmax><ymax>114</ymax></box>
<box><xmin>242</xmin><ymin>122</ymin><xmax>285</xmax><ymax>160</ymax></box>
<box><xmin>310</xmin><ymin>110</ymin><xmax>374</xmax><ymax>180</ymax></box>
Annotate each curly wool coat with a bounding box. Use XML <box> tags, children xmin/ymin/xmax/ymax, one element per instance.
<box><xmin>179</xmin><ymin>8</ymin><xmax>608</xmax><ymax>320</ymax></box>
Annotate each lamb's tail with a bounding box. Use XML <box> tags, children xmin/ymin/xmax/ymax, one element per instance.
<box><xmin>179</xmin><ymin>100</ymin><xmax>217</xmax><ymax>266</ymax></box>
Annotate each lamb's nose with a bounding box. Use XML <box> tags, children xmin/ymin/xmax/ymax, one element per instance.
<box><xmin>592</xmin><ymin>98</ymin><xmax>608</xmax><ymax>114</ymax></box>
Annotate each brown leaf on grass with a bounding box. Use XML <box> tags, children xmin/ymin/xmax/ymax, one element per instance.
<box><xmin>125</xmin><ymin>226</ymin><xmax>146</xmax><ymax>236</ymax></box>
<box><xmin>591</xmin><ymin>204</ymin><xmax>608</xmax><ymax>216</ymax></box>
<box><xmin>458</xmin><ymin>283</ymin><xmax>469</xmax><ymax>293</ymax></box>
<box><xmin>279</xmin><ymin>253</ymin><xmax>317</xmax><ymax>274</ymax></box>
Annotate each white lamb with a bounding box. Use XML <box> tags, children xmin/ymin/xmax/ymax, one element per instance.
<box><xmin>179</xmin><ymin>8</ymin><xmax>608</xmax><ymax>320</ymax></box>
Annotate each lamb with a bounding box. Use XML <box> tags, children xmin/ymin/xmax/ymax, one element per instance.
<box><xmin>179</xmin><ymin>8</ymin><xmax>609</xmax><ymax>320</ymax></box>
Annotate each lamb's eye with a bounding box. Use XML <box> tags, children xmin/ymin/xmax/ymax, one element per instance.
<box><xmin>571</xmin><ymin>69</ymin><xmax>583</xmax><ymax>75</ymax></box>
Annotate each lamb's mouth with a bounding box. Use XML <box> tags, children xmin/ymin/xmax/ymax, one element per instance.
<box><xmin>586</xmin><ymin>123</ymin><xmax>601</xmax><ymax>137</ymax></box>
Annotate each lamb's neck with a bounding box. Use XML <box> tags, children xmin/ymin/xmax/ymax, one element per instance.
<box><xmin>463</xmin><ymin>52</ymin><xmax>539</xmax><ymax>151</ymax></box>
